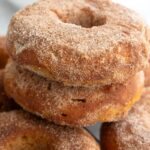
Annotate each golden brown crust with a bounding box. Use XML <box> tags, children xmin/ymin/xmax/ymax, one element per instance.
<box><xmin>101</xmin><ymin>88</ymin><xmax>150</xmax><ymax>150</ymax></box>
<box><xmin>7</xmin><ymin>0</ymin><xmax>149</xmax><ymax>87</ymax></box>
<box><xmin>0</xmin><ymin>69</ymin><xmax>18</xmax><ymax>111</ymax></box>
<box><xmin>4</xmin><ymin>61</ymin><xmax>144</xmax><ymax>126</ymax></box>
<box><xmin>0</xmin><ymin>110</ymin><xmax>100</xmax><ymax>150</ymax></box>
<box><xmin>0</xmin><ymin>36</ymin><xmax>9</xmax><ymax>69</ymax></box>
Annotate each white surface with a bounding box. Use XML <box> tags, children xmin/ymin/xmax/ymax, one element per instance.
<box><xmin>114</xmin><ymin>0</ymin><xmax>150</xmax><ymax>24</ymax></box>
<box><xmin>7</xmin><ymin>0</ymin><xmax>36</xmax><ymax>8</ymax></box>
<box><xmin>1</xmin><ymin>0</ymin><xmax>150</xmax><ymax>34</ymax></box>
<box><xmin>0</xmin><ymin>0</ymin><xmax>150</xmax><ymax>140</ymax></box>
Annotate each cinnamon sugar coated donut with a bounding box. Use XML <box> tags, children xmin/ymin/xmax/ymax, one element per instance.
<box><xmin>7</xmin><ymin>0</ymin><xmax>150</xmax><ymax>86</ymax></box>
<box><xmin>4</xmin><ymin>61</ymin><xmax>144</xmax><ymax>126</ymax></box>
<box><xmin>101</xmin><ymin>88</ymin><xmax>150</xmax><ymax>150</ymax></box>
<box><xmin>0</xmin><ymin>110</ymin><xmax>100</xmax><ymax>150</ymax></box>
<box><xmin>0</xmin><ymin>36</ymin><xmax>9</xmax><ymax>69</ymax></box>
<box><xmin>0</xmin><ymin>70</ymin><xmax>18</xmax><ymax>111</ymax></box>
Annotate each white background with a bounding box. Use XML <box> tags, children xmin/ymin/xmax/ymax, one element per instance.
<box><xmin>0</xmin><ymin>0</ymin><xmax>150</xmax><ymax>140</ymax></box>
<box><xmin>0</xmin><ymin>0</ymin><xmax>150</xmax><ymax>34</ymax></box>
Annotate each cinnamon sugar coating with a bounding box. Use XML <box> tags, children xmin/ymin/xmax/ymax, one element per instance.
<box><xmin>101</xmin><ymin>88</ymin><xmax>150</xmax><ymax>150</ymax></box>
<box><xmin>7</xmin><ymin>0</ymin><xmax>150</xmax><ymax>86</ymax></box>
<box><xmin>0</xmin><ymin>110</ymin><xmax>100</xmax><ymax>150</ymax></box>
<box><xmin>4</xmin><ymin>61</ymin><xmax>144</xmax><ymax>126</ymax></box>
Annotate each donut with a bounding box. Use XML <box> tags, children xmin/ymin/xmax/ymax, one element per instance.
<box><xmin>100</xmin><ymin>88</ymin><xmax>150</xmax><ymax>150</ymax></box>
<box><xmin>0</xmin><ymin>69</ymin><xmax>18</xmax><ymax>111</ymax></box>
<box><xmin>0</xmin><ymin>110</ymin><xmax>100</xmax><ymax>150</ymax></box>
<box><xmin>4</xmin><ymin>61</ymin><xmax>144</xmax><ymax>126</ymax></box>
<box><xmin>7</xmin><ymin>0</ymin><xmax>149</xmax><ymax>87</ymax></box>
<box><xmin>0</xmin><ymin>36</ymin><xmax>9</xmax><ymax>69</ymax></box>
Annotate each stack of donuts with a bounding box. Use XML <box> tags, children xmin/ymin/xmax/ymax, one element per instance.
<box><xmin>4</xmin><ymin>0</ymin><xmax>150</xmax><ymax>126</ymax></box>
<box><xmin>0</xmin><ymin>0</ymin><xmax>150</xmax><ymax>149</ymax></box>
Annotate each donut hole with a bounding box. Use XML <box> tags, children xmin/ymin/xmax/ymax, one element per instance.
<box><xmin>66</xmin><ymin>15</ymin><xmax>107</xmax><ymax>28</ymax></box>
<box><xmin>55</xmin><ymin>8</ymin><xmax>107</xmax><ymax>28</ymax></box>
<box><xmin>72</xmin><ymin>99</ymin><xmax>86</xmax><ymax>103</ymax></box>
